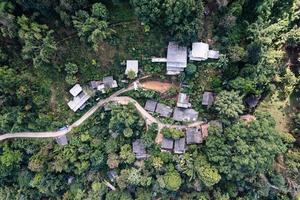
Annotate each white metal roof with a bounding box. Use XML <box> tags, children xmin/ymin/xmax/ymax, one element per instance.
<box><xmin>126</xmin><ymin>60</ymin><xmax>139</xmax><ymax>76</ymax></box>
<box><xmin>191</xmin><ymin>42</ymin><xmax>209</xmax><ymax>60</ymax></box>
<box><xmin>69</xmin><ymin>84</ymin><xmax>82</xmax><ymax>97</ymax></box>
<box><xmin>208</xmin><ymin>50</ymin><xmax>220</xmax><ymax>59</ymax></box>
<box><xmin>67</xmin><ymin>91</ymin><xmax>90</xmax><ymax>112</ymax></box>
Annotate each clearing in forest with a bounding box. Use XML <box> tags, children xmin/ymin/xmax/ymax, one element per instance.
<box><xmin>140</xmin><ymin>81</ymin><xmax>174</xmax><ymax>93</ymax></box>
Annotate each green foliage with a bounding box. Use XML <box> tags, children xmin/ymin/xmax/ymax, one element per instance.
<box><xmin>214</xmin><ymin>90</ymin><xmax>244</xmax><ymax>119</ymax></box>
<box><xmin>127</xmin><ymin>70</ymin><xmax>137</xmax><ymax>80</ymax></box>
<box><xmin>17</xmin><ymin>15</ymin><xmax>57</xmax><ymax>68</ymax></box>
<box><xmin>194</xmin><ymin>155</ymin><xmax>221</xmax><ymax>187</ymax></box>
<box><xmin>161</xmin><ymin>127</ymin><xmax>184</xmax><ymax>139</ymax></box>
<box><xmin>72</xmin><ymin>3</ymin><xmax>112</xmax><ymax>51</ymax></box>
<box><xmin>205</xmin><ymin>113</ymin><xmax>288</xmax><ymax>181</ymax></box>
<box><xmin>120</xmin><ymin>144</ymin><xmax>135</xmax><ymax>164</ymax></box>
<box><xmin>163</xmin><ymin>170</ymin><xmax>182</xmax><ymax>191</ymax></box>
<box><xmin>131</xmin><ymin>0</ymin><xmax>204</xmax><ymax>44</ymax></box>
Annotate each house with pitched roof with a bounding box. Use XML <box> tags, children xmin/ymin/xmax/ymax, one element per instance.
<box><xmin>202</xmin><ymin>91</ymin><xmax>215</xmax><ymax>107</ymax></box>
<box><xmin>132</xmin><ymin>139</ymin><xmax>147</xmax><ymax>159</ymax></box>
<box><xmin>55</xmin><ymin>135</ymin><xmax>68</xmax><ymax>146</ymax></box>
<box><xmin>144</xmin><ymin>100</ymin><xmax>158</xmax><ymax>113</ymax></box>
<box><xmin>125</xmin><ymin>60</ymin><xmax>139</xmax><ymax>78</ymax></box>
<box><xmin>155</xmin><ymin>103</ymin><xmax>173</xmax><ymax>118</ymax></box>
<box><xmin>189</xmin><ymin>42</ymin><xmax>220</xmax><ymax>61</ymax></box>
<box><xmin>174</xmin><ymin>138</ymin><xmax>186</xmax><ymax>154</ymax></box>
<box><xmin>173</xmin><ymin>107</ymin><xmax>199</xmax><ymax>122</ymax></box>
<box><xmin>67</xmin><ymin>84</ymin><xmax>91</xmax><ymax>112</ymax></box>
<box><xmin>161</xmin><ymin>137</ymin><xmax>174</xmax><ymax>151</ymax></box>
<box><xmin>177</xmin><ymin>93</ymin><xmax>191</xmax><ymax>108</ymax></box>
<box><xmin>186</xmin><ymin>127</ymin><xmax>202</xmax><ymax>144</ymax></box>
<box><xmin>163</xmin><ymin>42</ymin><xmax>188</xmax><ymax>75</ymax></box>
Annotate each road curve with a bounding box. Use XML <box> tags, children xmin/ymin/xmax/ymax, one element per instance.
<box><xmin>0</xmin><ymin>83</ymin><xmax>204</xmax><ymax>141</ymax></box>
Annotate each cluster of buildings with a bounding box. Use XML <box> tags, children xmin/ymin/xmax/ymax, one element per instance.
<box><xmin>144</xmin><ymin>93</ymin><xmax>199</xmax><ymax>122</ymax></box>
<box><xmin>67</xmin><ymin>60</ymin><xmax>140</xmax><ymax>112</ymax></box>
<box><xmin>152</xmin><ymin>42</ymin><xmax>220</xmax><ymax>75</ymax></box>
<box><xmin>160</xmin><ymin>120</ymin><xmax>222</xmax><ymax>154</ymax></box>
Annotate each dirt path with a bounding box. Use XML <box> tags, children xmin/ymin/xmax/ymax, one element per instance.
<box><xmin>140</xmin><ymin>81</ymin><xmax>174</xmax><ymax>93</ymax></box>
<box><xmin>0</xmin><ymin>82</ymin><xmax>204</xmax><ymax>141</ymax></box>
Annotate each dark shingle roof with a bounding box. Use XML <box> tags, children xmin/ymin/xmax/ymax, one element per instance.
<box><xmin>55</xmin><ymin>135</ymin><xmax>68</xmax><ymax>146</ymax></box>
<box><xmin>177</xmin><ymin>93</ymin><xmax>191</xmax><ymax>108</ymax></box>
<box><xmin>161</xmin><ymin>137</ymin><xmax>174</xmax><ymax>150</ymax></box>
<box><xmin>132</xmin><ymin>139</ymin><xmax>147</xmax><ymax>159</ymax></box>
<box><xmin>186</xmin><ymin>127</ymin><xmax>202</xmax><ymax>144</ymax></box>
<box><xmin>144</xmin><ymin>100</ymin><xmax>158</xmax><ymax>113</ymax></box>
<box><xmin>174</xmin><ymin>138</ymin><xmax>186</xmax><ymax>154</ymax></box>
<box><xmin>173</xmin><ymin>108</ymin><xmax>199</xmax><ymax>122</ymax></box>
<box><xmin>155</xmin><ymin>103</ymin><xmax>173</xmax><ymax>117</ymax></box>
<box><xmin>245</xmin><ymin>96</ymin><xmax>259</xmax><ymax>108</ymax></box>
<box><xmin>202</xmin><ymin>92</ymin><xmax>214</xmax><ymax>106</ymax></box>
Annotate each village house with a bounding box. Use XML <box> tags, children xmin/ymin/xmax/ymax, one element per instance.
<box><xmin>177</xmin><ymin>93</ymin><xmax>191</xmax><ymax>108</ymax></box>
<box><xmin>125</xmin><ymin>60</ymin><xmax>139</xmax><ymax>78</ymax></box>
<box><xmin>132</xmin><ymin>139</ymin><xmax>147</xmax><ymax>159</ymax></box>
<box><xmin>174</xmin><ymin>138</ymin><xmax>186</xmax><ymax>154</ymax></box>
<box><xmin>155</xmin><ymin>103</ymin><xmax>173</xmax><ymax>118</ymax></box>
<box><xmin>161</xmin><ymin>137</ymin><xmax>174</xmax><ymax>151</ymax></box>
<box><xmin>144</xmin><ymin>100</ymin><xmax>158</xmax><ymax>113</ymax></box>
<box><xmin>186</xmin><ymin>127</ymin><xmax>203</xmax><ymax>144</ymax></box>
<box><xmin>55</xmin><ymin>135</ymin><xmax>68</xmax><ymax>146</ymax></box>
<box><xmin>245</xmin><ymin>95</ymin><xmax>260</xmax><ymax>108</ymax></box>
<box><xmin>202</xmin><ymin>91</ymin><xmax>215</xmax><ymax>107</ymax></box>
<box><xmin>90</xmin><ymin>76</ymin><xmax>118</xmax><ymax>93</ymax></box>
<box><xmin>173</xmin><ymin>107</ymin><xmax>199</xmax><ymax>122</ymax></box>
<box><xmin>152</xmin><ymin>42</ymin><xmax>187</xmax><ymax>75</ymax></box>
<box><xmin>189</xmin><ymin>42</ymin><xmax>220</xmax><ymax>61</ymax></box>
<box><xmin>67</xmin><ymin>84</ymin><xmax>91</xmax><ymax>112</ymax></box>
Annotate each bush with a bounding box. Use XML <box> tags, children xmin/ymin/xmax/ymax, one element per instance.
<box><xmin>161</xmin><ymin>128</ymin><xmax>184</xmax><ymax>139</ymax></box>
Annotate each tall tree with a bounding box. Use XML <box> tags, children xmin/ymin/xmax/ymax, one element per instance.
<box><xmin>131</xmin><ymin>0</ymin><xmax>204</xmax><ymax>44</ymax></box>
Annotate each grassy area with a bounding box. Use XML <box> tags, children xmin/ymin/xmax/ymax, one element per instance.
<box><xmin>256</xmin><ymin>91</ymin><xmax>296</xmax><ymax>133</ymax></box>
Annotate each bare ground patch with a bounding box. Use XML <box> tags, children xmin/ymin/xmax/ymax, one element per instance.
<box><xmin>140</xmin><ymin>81</ymin><xmax>175</xmax><ymax>93</ymax></box>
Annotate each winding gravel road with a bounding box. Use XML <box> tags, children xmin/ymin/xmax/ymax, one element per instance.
<box><xmin>0</xmin><ymin>81</ymin><xmax>204</xmax><ymax>141</ymax></box>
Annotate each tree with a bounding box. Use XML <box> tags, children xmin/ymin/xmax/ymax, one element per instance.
<box><xmin>161</xmin><ymin>127</ymin><xmax>184</xmax><ymax>139</ymax></box>
<box><xmin>214</xmin><ymin>90</ymin><xmax>244</xmax><ymax>119</ymax></box>
<box><xmin>127</xmin><ymin>70</ymin><xmax>136</xmax><ymax>80</ymax></box>
<box><xmin>131</xmin><ymin>0</ymin><xmax>204</xmax><ymax>44</ymax></box>
<box><xmin>17</xmin><ymin>15</ymin><xmax>57</xmax><ymax>68</ymax></box>
<box><xmin>72</xmin><ymin>3</ymin><xmax>112</xmax><ymax>51</ymax></box>
<box><xmin>119</xmin><ymin>144</ymin><xmax>135</xmax><ymax>164</ymax></box>
<box><xmin>194</xmin><ymin>155</ymin><xmax>221</xmax><ymax>187</ymax></box>
<box><xmin>107</xmin><ymin>153</ymin><xmax>120</xmax><ymax>169</ymax></box>
<box><xmin>65</xmin><ymin>62</ymin><xmax>78</xmax><ymax>85</ymax></box>
<box><xmin>205</xmin><ymin>113</ymin><xmax>289</xmax><ymax>182</ymax></box>
<box><xmin>163</xmin><ymin>170</ymin><xmax>182</xmax><ymax>191</ymax></box>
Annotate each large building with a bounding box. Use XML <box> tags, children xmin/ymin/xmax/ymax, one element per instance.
<box><xmin>67</xmin><ymin>84</ymin><xmax>91</xmax><ymax>112</ymax></box>
<box><xmin>166</xmin><ymin>42</ymin><xmax>188</xmax><ymax>75</ymax></box>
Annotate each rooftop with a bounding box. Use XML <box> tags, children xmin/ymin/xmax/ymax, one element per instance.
<box><xmin>177</xmin><ymin>93</ymin><xmax>191</xmax><ymax>108</ymax></box>
<box><xmin>155</xmin><ymin>103</ymin><xmax>173</xmax><ymax>118</ymax></box>
<box><xmin>190</xmin><ymin>42</ymin><xmax>209</xmax><ymax>60</ymax></box>
<box><xmin>174</xmin><ymin>138</ymin><xmax>186</xmax><ymax>154</ymax></box>
<box><xmin>103</xmin><ymin>76</ymin><xmax>118</xmax><ymax>89</ymax></box>
<box><xmin>55</xmin><ymin>135</ymin><xmax>68</xmax><ymax>146</ymax></box>
<box><xmin>69</xmin><ymin>84</ymin><xmax>82</xmax><ymax>97</ymax></box>
<box><xmin>67</xmin><ymin>91</ymin><xmax>91</xmax><ymax>112</ymax></box>
<box><xmin>173</xmin><ymin>107</ymin><xmax>199</xmax><ymax>122</ymax></box>
<box><xmin>90</xmin><ymin>81</ymin><xmax>102</xmax><ymax>89</ymax></box>
<box><xmin>126</xmin><ymin>60</ymin><xmax>139</xmax><ymax>77</ymax></box>
<box><xmin>161</xmin><ymin>137</ymin><xmax>174</xmax><ymax>150</ymax></box>
<box><xmin>202</xmin><ymin>92</ymin><xmax>214</xmax><ymax>106</ymax></box>
<box><xmin>186</xmin><ymin>127</ymin><xmax>202</xmax><ymax>144</ymax></box>
<box><xmin>144</xmin><ymin>100</ymin><xmax>158</xmax><ymax>113</ymax></box>
<box><xmin>166</xmin><ymin>42</ymin><xmax>187</xmax><ymax>75</ymax></box>
<box><xmin>245</xmin><ymin>96</ymin><xmax>259</xmax><ymax>108</ymax></box>
<box><xmin>132</xmin><ymin>139</ymin><xmax>147</xmax><ymax>159</ymax></box>
<box><xmin>208</xmin><ymin>50</ymin><xmax>220</xmax><ymax>59</ymax></box>
<box><xmin>201</xmin><ymin>124</ymin><xmax>209</xmax><ymax>138</ymax></box>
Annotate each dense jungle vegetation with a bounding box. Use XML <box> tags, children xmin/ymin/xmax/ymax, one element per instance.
<box><xmin>0</xmin><ymin>0</ymin><xmax>300</xmax><ymax>199</ymax></box>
